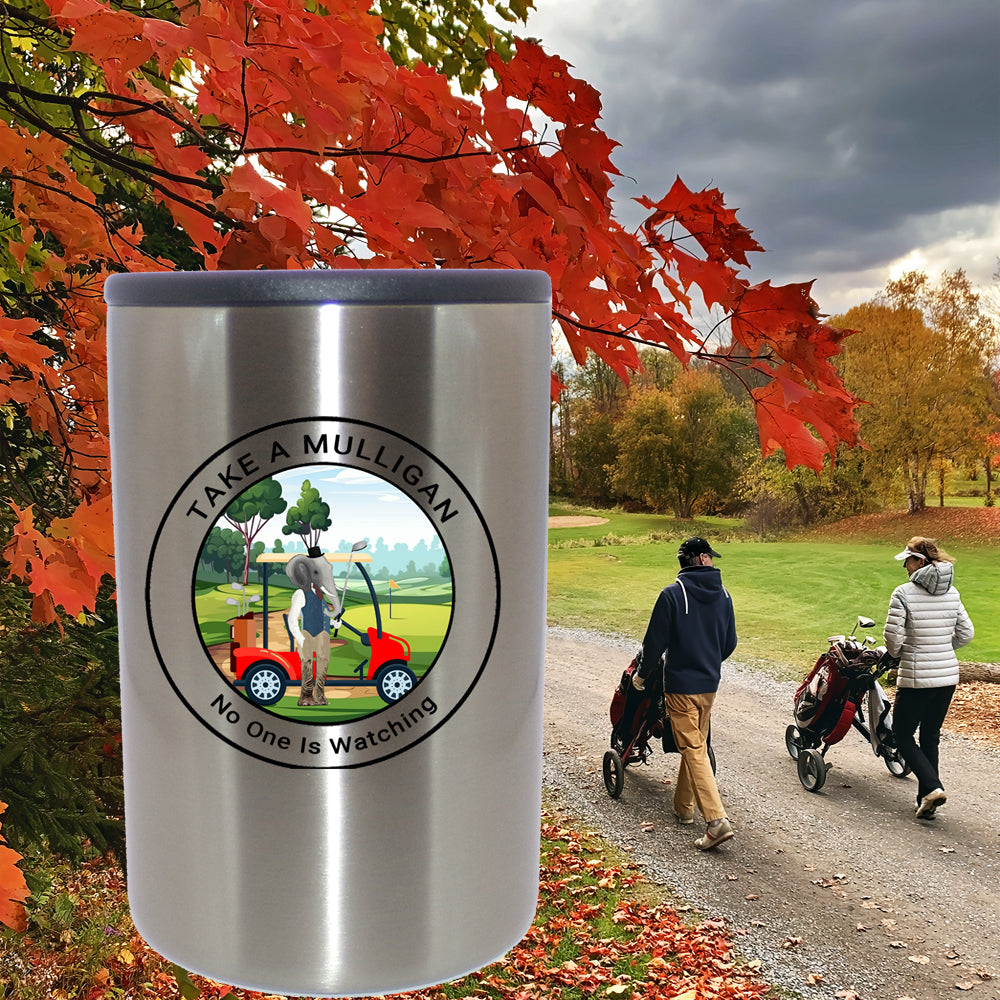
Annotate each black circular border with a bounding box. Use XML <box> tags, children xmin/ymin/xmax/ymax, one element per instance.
<box><xmin>145</xmin><ymin>417</ymin><xmax>501</xmax><ymax>769</ymax></box>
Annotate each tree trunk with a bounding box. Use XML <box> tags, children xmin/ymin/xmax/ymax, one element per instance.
<box><xmin>905</xmin><ymin>453</ymin><xmax>928</xmax><ymax>512</ymax></box>
<box><xmin>959</xmin><ymin>662</ymin><xmax>1000</xmax><ymax>685</ymax></box>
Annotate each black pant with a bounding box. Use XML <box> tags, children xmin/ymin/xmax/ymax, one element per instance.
<box><xmin>891</xmin><ymin>685</ymin><xmax>955</xmax><ymax>801</ymax></box>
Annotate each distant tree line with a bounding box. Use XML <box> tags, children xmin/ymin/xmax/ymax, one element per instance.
<box><xmin>553</xmin><ymin>270</ymin><xmax>999</xmax><ymax>526</ymax></box>
<box><xmin>196</xmin><ymin>527</ymin><xmax>450</xmax><ymax>586</ymax></box>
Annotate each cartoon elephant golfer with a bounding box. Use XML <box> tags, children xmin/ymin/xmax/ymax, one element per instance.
<box><xmin>287</xmin><ymin>547</ymin><xmax>343</xmax><ymax>706</ymax></box>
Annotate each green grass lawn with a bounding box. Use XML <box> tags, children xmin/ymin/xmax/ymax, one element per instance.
<box><xmin>547</xmin><ymin>507</ymin><xmax>999</xmax><ymax>679</ymax></box>
<box><xmin>548</xmin><ymin>503</ymin><xmax>748</xmax><ymax>546</ymax></box>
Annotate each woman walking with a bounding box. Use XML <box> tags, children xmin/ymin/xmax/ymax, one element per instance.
<box><xmin>884</xmin><ymin>536</ymin><xmax>974</xmax><ymax>820</ymax></box>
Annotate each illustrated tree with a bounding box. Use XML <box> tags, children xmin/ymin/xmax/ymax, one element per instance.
<box><xmin>0</xmin><ymin>0</ymin><xmax>865</xmax><ymax>631</ymax></box>
<box><xmin>218</xmin><ymin>527</ymin><xmax>247</xmax><ymax>582</ymax></box>
<box><xmin>282</xmin><ymin>479</ymin><xmax>333</xmax><ymax>550</ymax></box>
<box><xmin>836</xmin><ymin>271</ymin><xmax>996</xmax><ymax>512</ymax></box>
<box><xmin>611</xmin><ymin>369</ymin><xmax>756</xmax><ymax>517</ymax></box>
<box><xmin>249</xmin><ymin>539</ymin><xmax>266</xmax><ymax>580</ymax></box>
<box><xmin>222</xmin><ymin>476</ymin><xmax>287</xmax><ymax>586</ymax></box>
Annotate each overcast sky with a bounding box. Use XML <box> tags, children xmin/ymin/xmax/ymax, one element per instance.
<box><xmin>525</xmin><ymin>0</ymin><xmax>1000</xmax><ymax>319</ymax></box>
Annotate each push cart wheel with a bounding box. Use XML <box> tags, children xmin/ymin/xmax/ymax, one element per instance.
<box><xmin>375</xmin><ymin>662</ymin><xmax>416</xmax><ymax>702</ymax></box>
<box><xmin>785</xmin><ymin>724</ymin><xmax>803</xmax><ymax>760</ymax></box>
<box><xmin>881</xmin><ymin>746</ymin><xmax>912</xmax><ymax>778</ymax></box>
<box><xmin>603</xmin><ymin>750</ymin><xmax>625</xmax><ymax>799</ymax></box>
<box><xmin>243</xmin><ymin>661</ymin><xmax>288</xmax><ymax>706</ymax></box>
<box><xmin>707</xmin><ymin>743</ymin><xmax>717</xmax><ymax>774</ymax></box>
<box><xmin>797</xmin><ymin>748</ymin><xmax>828</xmax><ymax>792</ymax></box>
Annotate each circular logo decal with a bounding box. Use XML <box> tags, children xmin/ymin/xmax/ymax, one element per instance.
<box><xmin>146</xmin><ymin>418</ymin><xmax>499</xmax><ymax>768</ymax></box>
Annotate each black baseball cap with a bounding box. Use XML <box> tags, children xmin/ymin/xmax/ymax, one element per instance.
<box><xmin>678</xmin><ymin>537</ymin><xmax>721</xmax><ymax>559</ymax></box>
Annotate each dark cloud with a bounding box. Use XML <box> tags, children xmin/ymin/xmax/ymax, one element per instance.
<box><xmin>527</xmin><ymin>0</ymin><xmax>1000</xmax><ymax>310</ymax></box>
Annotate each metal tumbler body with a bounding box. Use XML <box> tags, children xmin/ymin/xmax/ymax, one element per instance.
<box><xmin>105</xmin><ymin>270</ymin><xmax>551</xmax><ymax>996</ymax></box>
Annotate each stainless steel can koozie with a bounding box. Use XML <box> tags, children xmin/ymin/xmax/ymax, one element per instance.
<box><xmin>105</xmin><ymin>269</ymin><xmax>551</xmax><ymax>996</ymax></box>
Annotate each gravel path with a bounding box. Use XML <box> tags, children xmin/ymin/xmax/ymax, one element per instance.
<box><xmin>543</xmin><ymin>627</ymin><xmax>1000</xmax><ymax>1000</ymax></box>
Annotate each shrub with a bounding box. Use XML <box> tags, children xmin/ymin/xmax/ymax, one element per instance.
<box><xmin>0</xmin><ymin>571</ymin><xmax>124</xmax><ymax>861</ymax></box>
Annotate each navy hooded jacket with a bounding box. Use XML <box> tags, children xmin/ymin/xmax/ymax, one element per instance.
<box><xmin>638</xmin><ymin>565</ymin><xmax>737</xmax><ymax>694</ymax></box>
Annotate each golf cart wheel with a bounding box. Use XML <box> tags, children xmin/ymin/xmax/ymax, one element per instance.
<box><xmin>375</xmin><ymin>662</ymin><xmax>416</xmax><ymax>702</ymax></box>
<box><xmin>243</xmin><ymin>661</ymin><xmax>288</xmax><ymax>706</ymax></box>
<box><xmin>797</xmin><ymin>748</ymin><xmax>828</xmax><ymax>792</ymax></box>
<box><xmin>785</xmin><ymin>724</ymin><xmax>803</xmax><ymax>760</ymax></box>
<box><xmin>881</xmin><ymin>746</ymin><xmax>912</xmax><ymax>778</ymax></box>
<box><xmin>603</xmin><ymin>749</ymin><xmax>624</xmax><ymax>799</ymax></box>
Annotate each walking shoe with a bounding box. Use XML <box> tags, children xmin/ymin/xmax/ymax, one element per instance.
<box><xmin>674</xmin><ymin>811</ymin><xmax>695</xmax><ymax>825</ymax></box>
<box><xmin>695</xmin><ymin>817</ymin><xmax>734</xmax><ymax>850</ymax></box>
<box><xmin>915</xmin><ymin>788</ymin><xmax>946</xmax><ymax>819</ymax></box>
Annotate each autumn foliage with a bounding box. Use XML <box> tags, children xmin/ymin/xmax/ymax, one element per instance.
<box><xmin>0</xmin><ymin>800</ymin><xmax>29</xmax><ymax>933</ymax></box>
<box><xmin>2</xmin><ymin>819</ymin><xmax>772</xmax><ymax>1000</ymax></box>
<box><xmin>0</xmin><ymin>0</ymin><xmax>861</xmax><ymax>623</ymax></box>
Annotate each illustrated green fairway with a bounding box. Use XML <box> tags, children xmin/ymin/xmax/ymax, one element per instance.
<box><xmin>257</xmin><ymin>597</ymin><xmax>452</xmax><ymax>723</ymax></box>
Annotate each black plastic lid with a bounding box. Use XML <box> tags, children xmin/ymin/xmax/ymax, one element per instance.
<box><xmin>104</xmin><ymin>268</ymin><xmax>551</xmax><ymax>307</ymax></box>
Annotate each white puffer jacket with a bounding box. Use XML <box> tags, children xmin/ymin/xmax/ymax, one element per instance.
<box><xmin>883</xmin><ymin>561</ymin><xmax>974</xmax><ymax>689</ymax></box>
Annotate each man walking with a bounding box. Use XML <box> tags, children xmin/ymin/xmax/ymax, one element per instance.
<box><xmin>635</xmin><ymin>537</ymin><xmax>737</xmax><ymax>850</ymax></box>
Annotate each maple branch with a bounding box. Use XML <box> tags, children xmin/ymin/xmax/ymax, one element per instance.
<box><xmin>0</xmin><ymin>87</ymin><xmax>231</xmax><ymax>235</ymax></box>
<box><xmin>0</xmin><ymin>2</ymin><xmax>59</xmax><ymax>34</ymax></box>
<box><xmin>243</xmin><ymin>137</ymin><xmax>544</xmax><ymax>164</ymax></box>
<box><xmin>238</xmin><ymin>18</ymin><xmax>253</xmax><ymax>152</ymax></box>
<box><xmin>703</xmin><ymin>348</ymin><xmax>778</xmax><ymax>368</ymax></box>
<box><xmin>2</xmin><ymin>170</ymin><xmax>176</xmax><ymax>269</ymax></box>
<box><xmin>553</xmin><ymin>308</ymin><xmax>645</xmax><ymax>343</ymax></box>
<box><xmin>554</xmin><ymin>309</ymin><xmax>785</xmax><ymax>392</ymax></box>
<box><xmin>690</xmin><ymin>350</ymin><xmax>760</xmax><ymax>397</ymax></box>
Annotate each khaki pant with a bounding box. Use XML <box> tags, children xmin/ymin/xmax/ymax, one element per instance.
<box><xmin>664</xmin><ymin>692</ymin><xmax>725</xmax><ymax>823</ymax></box>
<box><xmin>298</xmin><ymin>629</ymin><xmax>331</xmax><ymax>705</ymax></box>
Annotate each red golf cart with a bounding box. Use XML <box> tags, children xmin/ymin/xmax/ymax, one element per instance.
<box><xmin>227</xmin><ymin>545</ymin><xmax>415</xmax><ymax>707</ymax></box>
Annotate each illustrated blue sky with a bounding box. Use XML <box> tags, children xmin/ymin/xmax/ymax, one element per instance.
<box><xmin>527</xmin><ymin>0</ymin><xmax>999</xmax><ymax>318</ymax></box>
<box><xmin>265</xmin><ymin>465</ymin><xmax>441</xmax><ymax>552</ymax></box>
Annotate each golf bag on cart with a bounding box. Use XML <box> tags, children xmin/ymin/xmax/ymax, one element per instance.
<box><xmin>603</xmin><ymin>652</ymin><xmax>716</xmax><ymax>799</ymax></box>
<box><xmin>785</xmin><ymin>616</ymin><xmax>909</xmax><ymax>791</ymax></box>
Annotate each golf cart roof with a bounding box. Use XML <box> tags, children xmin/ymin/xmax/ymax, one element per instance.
<box><xmin>256</xmin><ymin>551</ymin><xmax>373</xmax><ymax>563</ymax></box>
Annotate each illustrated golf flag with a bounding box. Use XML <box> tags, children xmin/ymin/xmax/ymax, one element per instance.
<box><xmin>389</xmin><ymin>579</ymin><xmax>400</xmax><ymax>617</ymax></box>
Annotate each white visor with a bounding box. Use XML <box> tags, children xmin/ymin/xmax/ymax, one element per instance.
<box><xmin>894</xmin><ymin>548</ymin><xmax>925</xmax><ymax>562</ymax></box>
